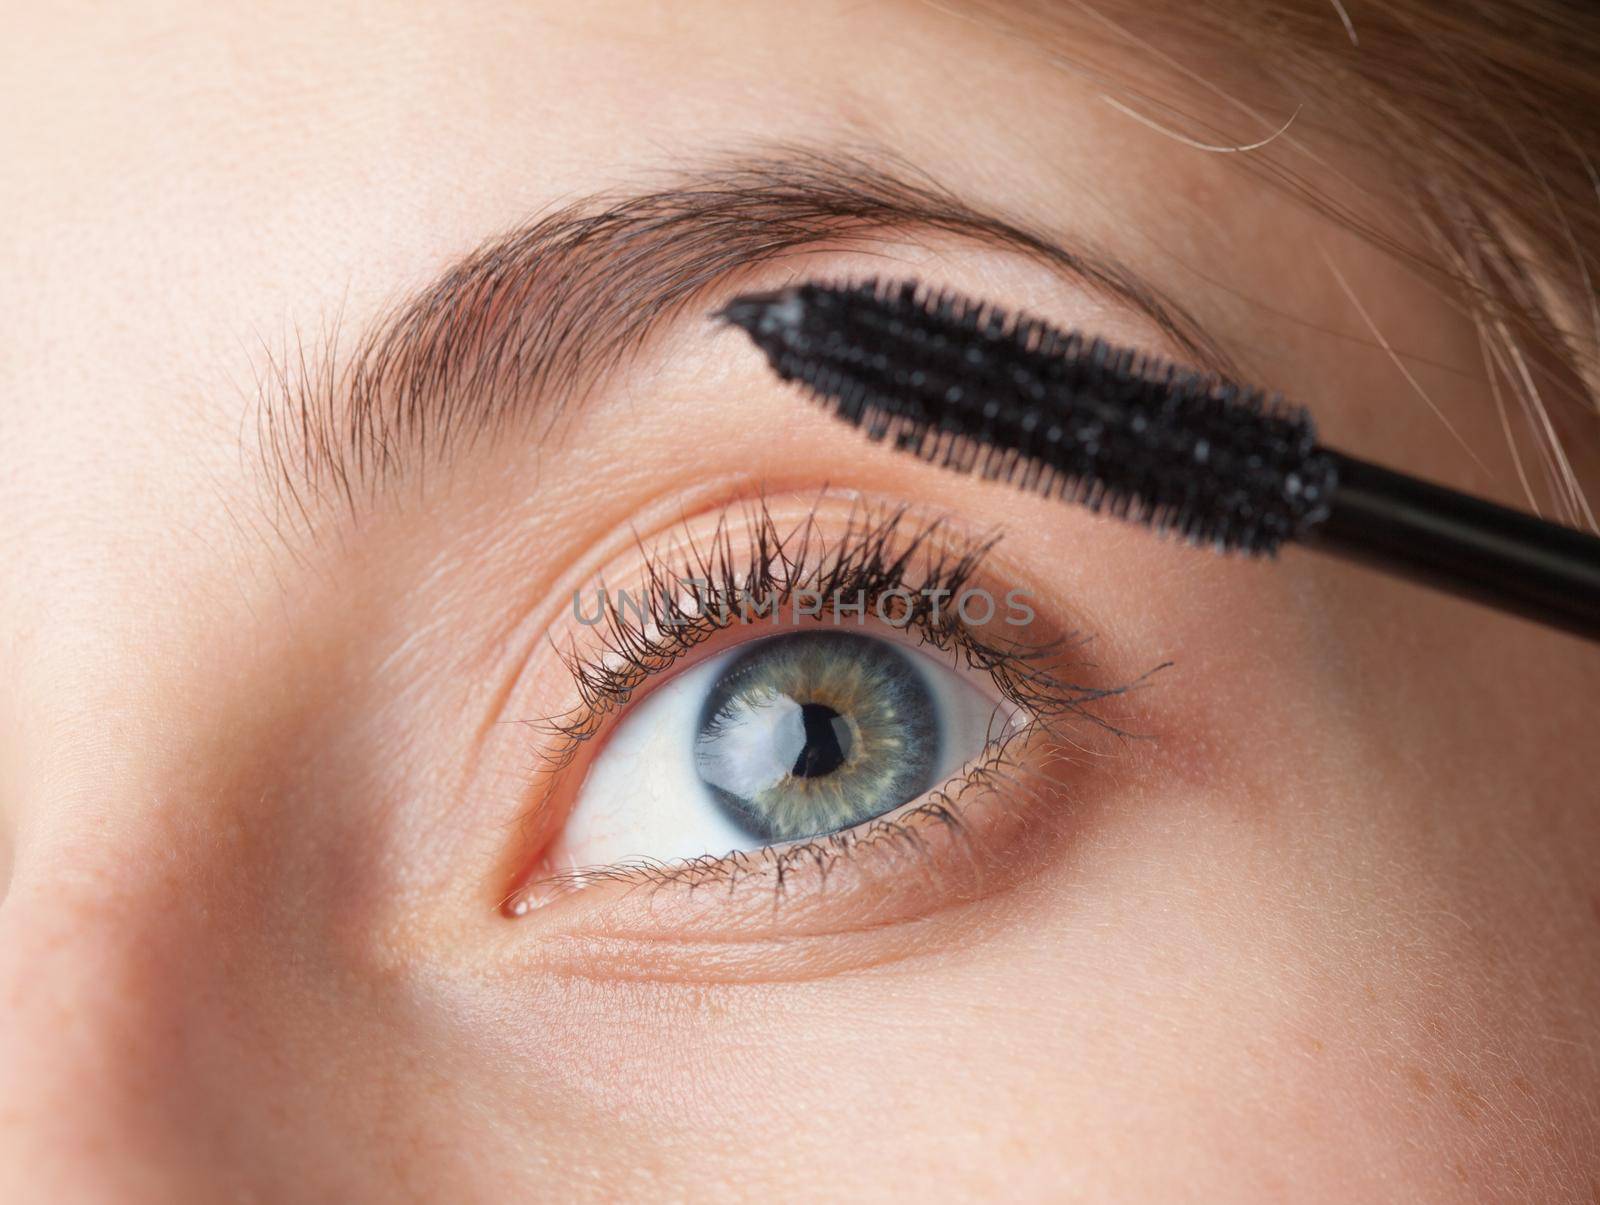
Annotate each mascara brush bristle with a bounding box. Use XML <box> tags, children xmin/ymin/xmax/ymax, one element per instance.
<box><xmin>715</xmin><ymin>278</ymin><xmax>1338</xmax><ymax>555</ymax></box>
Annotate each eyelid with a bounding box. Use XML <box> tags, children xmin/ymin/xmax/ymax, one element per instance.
<box><xmin>493</xmin><ymin>717</ymin><xmax>1103</xmax><ymax>985</ymax></box>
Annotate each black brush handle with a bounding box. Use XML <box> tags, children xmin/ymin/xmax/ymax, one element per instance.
<box><xmin>1310</xmin><ymin>451</ymin><xmax>1600</xmax><ymax>640</ymax></box>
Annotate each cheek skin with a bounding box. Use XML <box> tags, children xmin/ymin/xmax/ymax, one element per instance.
<box><xmin>402</xmin><ymin>763</ymin><xmax>1548</xmax><ymax>1202</ymax></box>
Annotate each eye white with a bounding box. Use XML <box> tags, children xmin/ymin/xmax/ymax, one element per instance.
<box><xmin>540</xmin><ymin>631</ymin><xmax>1016</xmax><ymax>875</ymax></box>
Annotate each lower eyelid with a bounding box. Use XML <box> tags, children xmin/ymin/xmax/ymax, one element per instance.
<box><xmin>490</xmin><ymin>716</ymin><xmax>1117</xmax><ymax>983</ymax></box>
<box><xmin>499</xmin><ymin>658</ymin><xmax>1135</xmax><ymax>939</ymax></box>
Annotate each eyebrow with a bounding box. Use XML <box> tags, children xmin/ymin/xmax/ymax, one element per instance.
<box><xmin>255</xmin><ymin>144</ymin><xmax>1231</xmax><ymax>521</ymax></box>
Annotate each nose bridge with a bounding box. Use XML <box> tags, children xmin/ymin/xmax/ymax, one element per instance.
<box><xmin>0</xmin><ymin>803</ymin><xmax>249</xmax><ymax>1201</ymax></box>
<box><xmin>0</xmin><ymin>564</ymin><xmax>413</xmax><ymax>1200</ymax></box>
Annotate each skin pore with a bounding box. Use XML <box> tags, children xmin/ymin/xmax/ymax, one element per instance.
<box><xmin>2</xmin><ymin>1</ymin><xmax>1598</xmax><ymax>1200</ymax></box>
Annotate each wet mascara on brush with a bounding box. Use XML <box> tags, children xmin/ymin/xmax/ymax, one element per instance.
<box><xmin>715</xmin><ymin>278</ymin><xmax>1600</xmax><ymax>642</ymax></box>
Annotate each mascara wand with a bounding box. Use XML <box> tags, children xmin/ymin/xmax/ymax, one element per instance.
<box><xmin>715</xmin><ymin>278</ymin><xmax>1600</xmax><ymax>642</ymax></box>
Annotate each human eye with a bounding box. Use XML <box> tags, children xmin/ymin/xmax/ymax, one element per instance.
<box><xmin>497</xmin><ymin>491</ymin><xmax>1161</xmax><ymax>954</ymax></box>
<box><xmin>533</xmin><ymin>625</ymin><xmax>1017</xmax><ymax>883</ymax></box>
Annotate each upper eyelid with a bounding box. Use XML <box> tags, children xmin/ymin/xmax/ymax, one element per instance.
<box><xmin>252</xmin><ymin>143</ymin><xmax>1233</xmax><ymax>527</ymax></box>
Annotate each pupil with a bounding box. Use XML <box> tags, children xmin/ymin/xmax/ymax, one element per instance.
<box><xmin>791</xmin><ymin>701</ymin><xmax>852</xmax><ymax>779</ymax></box>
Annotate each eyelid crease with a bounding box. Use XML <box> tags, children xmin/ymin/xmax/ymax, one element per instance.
<box><xmin>251</xmin><ymin>142</ymin><xmax>1235</xmax><ymax>529</ymax></box>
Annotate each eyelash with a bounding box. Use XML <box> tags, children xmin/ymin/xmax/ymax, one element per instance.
<box><xmin>511</xmin><ymin>496</ymin><xmax>1161</xmax><ymax>906</ymax></box>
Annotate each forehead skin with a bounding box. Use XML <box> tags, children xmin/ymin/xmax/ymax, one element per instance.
<box><xmin>1</xmin><ymin>2</ymin><xmax>1597</xmax><ymax>1201</ymax></box>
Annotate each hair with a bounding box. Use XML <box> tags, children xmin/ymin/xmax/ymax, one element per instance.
<box><xmin>946</xmin><ymin>0</ymin><xmax>1600</xmax><ymax>529</ymax></box>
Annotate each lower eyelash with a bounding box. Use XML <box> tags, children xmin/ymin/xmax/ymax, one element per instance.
<box><xmin>504</xmin><ymin>701</ymin><xmax>1141</xmax><ymax>915</ymax></box>
<box><xmin>507</xmin><ymin>493</ymin><xmax>1168</xmax><ymax>911</ymax></box>
<box><xmin>509</xmin><ymin>717</ymin><xmax>1019</xmax><ymax>912</ymax></box>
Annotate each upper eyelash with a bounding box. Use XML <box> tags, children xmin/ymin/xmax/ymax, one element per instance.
<box><xmin>536</xmin><ymin>494</ymin><xmax>1159</xmax><ymax>771</ymax></box>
